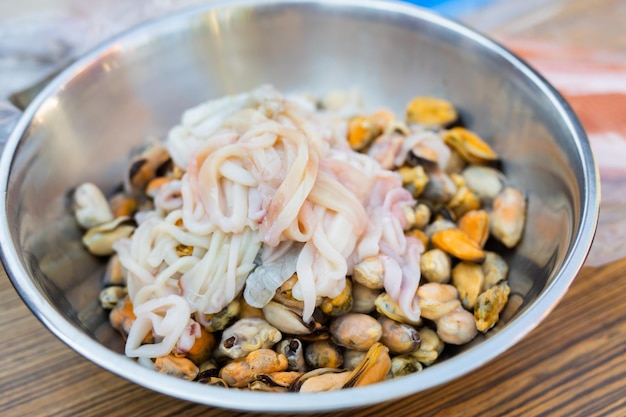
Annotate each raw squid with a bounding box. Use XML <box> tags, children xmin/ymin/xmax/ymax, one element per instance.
<box><xmin>115</xmin><ymin>85</ymin><xmax>421</xmax><ymax>359</ymax></box>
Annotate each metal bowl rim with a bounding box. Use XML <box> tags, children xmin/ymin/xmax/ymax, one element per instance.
<box><xmin>0</xmin><ymin>0</ymin><xmax>600</xmax><ymax>412</ymax></box>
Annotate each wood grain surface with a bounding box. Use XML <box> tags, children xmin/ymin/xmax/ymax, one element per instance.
<box><xmin>2</xmin><ymin>259</ymin><xmax>625</xmax><ymax>417</ymax></box>
<box><xmin>2</xmin><ymin>1</ymin><xmax>626</xmax><ymax>416</ymax></box>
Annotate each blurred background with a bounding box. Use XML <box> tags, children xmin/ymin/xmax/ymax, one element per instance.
<box><xmin>1</xmin><ymin>0</ymin><xmax>625</xmax><ymax>266</ymax></box>
<box><xmin>1</xmin><ymin>0</ymin><xmax>624</xmax><ymax>99</ymax></box>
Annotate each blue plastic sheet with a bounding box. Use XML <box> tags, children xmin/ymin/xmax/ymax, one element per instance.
<box><xmin>399</xmin><ymin>0</ymin><xmax>502</xmax><ymax>18</ymax></box>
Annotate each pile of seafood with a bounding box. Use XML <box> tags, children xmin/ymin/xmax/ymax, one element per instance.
<box><xmin>72</xmin><ymin>86</ymin><xmax>525</xmax><ymax>392</ymax></box>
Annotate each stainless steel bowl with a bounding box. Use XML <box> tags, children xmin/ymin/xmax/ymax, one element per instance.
<box><xmin>0</xmin><ymin>0</ymin><xmax>599</xmax><ymax>412</ymax></box>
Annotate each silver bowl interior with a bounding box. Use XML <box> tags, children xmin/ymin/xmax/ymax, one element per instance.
<box><xmin>0</xmin><ymin>0</ymin><xmax>599</xmax><ymax>412</ymax></box>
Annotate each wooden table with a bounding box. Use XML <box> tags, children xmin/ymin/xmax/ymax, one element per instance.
<box><xmin>2</xmin><ymin>259</ymin><xmax>624</xmax><ymax>417</ymax></box>
<box><xmin>1</xmin><ymin>1</ymin><xmax>625</xmax><ymax>416</ymax></box>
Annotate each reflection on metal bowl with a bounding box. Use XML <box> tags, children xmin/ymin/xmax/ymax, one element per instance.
<box><xmin>0</xmin><ymin>0</ymin><xmax>599</xmax><ymax>412</ymax></box>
